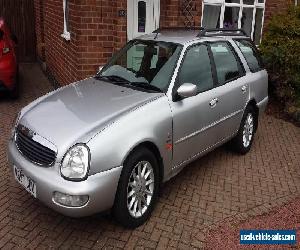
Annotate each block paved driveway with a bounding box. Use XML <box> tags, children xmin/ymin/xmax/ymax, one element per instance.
<box><xmin>0</xmin><ymin>64</ymin><xmax>300</xmax><ymax>249</ymax></box>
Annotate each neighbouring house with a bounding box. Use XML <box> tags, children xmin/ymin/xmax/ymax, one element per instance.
<box><xmin>33</xmin><ymin>0</ymin><xmax>298</xmax><ymax>86</ymax></box>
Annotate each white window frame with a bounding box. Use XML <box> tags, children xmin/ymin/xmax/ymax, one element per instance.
<box><xmin>127</xmin><ymin>0</ymin><xmax>160</xmax><ymax>40</ymax></box>
<box><xmin>201</xmin><ymin>0</ymin><xmax>266</xmax><ymax>43</ymax></box>
<box><xmin>61</xmin><ymin>0</ymin><xmax>71</xmax><ymax>41</ymax></box>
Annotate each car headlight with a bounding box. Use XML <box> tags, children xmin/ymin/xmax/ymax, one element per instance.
<box><xmin>61</xmin><ymin>144</ymin><xmax>90</xmax><ymax>181</ymax></box>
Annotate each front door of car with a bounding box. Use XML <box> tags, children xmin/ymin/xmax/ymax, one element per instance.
<box><xmin>170</xmin><ymin>44</ymin><xmax>220</xmax><ymax>168</ymax></box>
<box><xmin>208</xmin><ymin>41</ymin><xmax>249</xmax><ymax>140</ymax></box>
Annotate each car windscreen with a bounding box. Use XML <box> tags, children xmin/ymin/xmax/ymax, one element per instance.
<box><xmin>98</xmin><ymin>40</ymin><xmax>182</xmax><ymax>92</ymax></box>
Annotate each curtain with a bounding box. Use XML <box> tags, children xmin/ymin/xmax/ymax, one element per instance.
<box><xmin>202</xmin><ymin>5</ymin><xmax>221</xmax><ymax>28</ymax></box>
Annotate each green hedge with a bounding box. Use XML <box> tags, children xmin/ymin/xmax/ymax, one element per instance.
<box><xmin>260</xmin><ymin>5</ymin><xmax>300</xmax><ymax>118</ymax></box>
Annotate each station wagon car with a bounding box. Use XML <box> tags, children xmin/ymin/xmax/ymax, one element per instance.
<box><xmin>8</xmin><ymin>28</ymin><xmax>268</xmax><ymax>228</ymax></box>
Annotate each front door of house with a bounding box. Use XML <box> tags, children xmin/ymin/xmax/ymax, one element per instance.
<box><xmin>127</xmin><ymin>0</ymin><xmax>160</xmax><ymax>71</ymax></box>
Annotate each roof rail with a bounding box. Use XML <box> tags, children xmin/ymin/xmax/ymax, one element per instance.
<box><xmin>152</xmin><ymin>27</ymin><xmax>204</xmax><ymax>33</ymax></box>
<box><xmin>197</xmin><ymin>28</ymin><xmax>247</xmax><ymax>37</ymax></box>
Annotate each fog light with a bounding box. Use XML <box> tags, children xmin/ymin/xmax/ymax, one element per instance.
<box><xmin>53</xmin><ymin>192</ymin><xmax>89</xmax><ymax>207</ymax></box>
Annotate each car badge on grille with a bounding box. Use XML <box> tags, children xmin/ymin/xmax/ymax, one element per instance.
<box><xmin>19</xmin><ymin>125</ymin><xmax>35</xmax><ymax>139</ymax></box>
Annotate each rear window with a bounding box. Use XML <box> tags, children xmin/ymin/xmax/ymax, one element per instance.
<box><xmin>210</xmin><ymin>42</ymin><xmax>244</xmax><ymax>85</ymax></box>
<box><xmin>235</xmin><ymin>40</ymin><xmax>263</xmax><ymax>72</ymax></box>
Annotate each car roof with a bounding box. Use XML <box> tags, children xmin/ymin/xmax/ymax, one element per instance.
<box><xmin>138</xmin><ymin>28</ymin><xmax>249</xmax><ymax>45</ymax></box>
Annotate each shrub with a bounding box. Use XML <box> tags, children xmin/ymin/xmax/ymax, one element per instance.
<box><xmin>260</xmin><ymin>5</ymin><xmax>300</xmax><ymax>121</ymax></box>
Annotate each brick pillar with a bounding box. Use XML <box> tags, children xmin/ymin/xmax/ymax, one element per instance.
<box><xmin>75</xmin><ymin>0</ymin><xmax>127</xmax><ymax>80</ymax></box>
<box><xmin>34</xmin><ymin>0</ymin><xmax>45</xmax><ymax>61</ymax></box>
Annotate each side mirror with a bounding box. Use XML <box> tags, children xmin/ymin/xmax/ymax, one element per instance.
<box><xmin>177</xmin><ymin>83</ymin><xmax>198</xmax><ymax>98</ymax></box>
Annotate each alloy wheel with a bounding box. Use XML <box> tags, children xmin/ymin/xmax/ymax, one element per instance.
<box><xmin>242</xmin><ymin>113</ymin><xmax>254</xmax><ymax>148</ymax></box>
<box><xmin>127</xmin><ymin>161</ymin><xmax>155</xmax><ymax>218</ymax></box>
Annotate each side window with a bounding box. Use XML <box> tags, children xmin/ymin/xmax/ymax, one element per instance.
<box><xmin>235</xmin><ymin>40</ymin><xmax>262</xmax><ymax>72</ymax></box>
<box><xmin>210</xmin><ymin>42</ymin><xmax>243</xmax><ymax>85</ymax></box>
<box><xmin>178</xmin><ymin>44</ymin><xmax>214</xmax><ymax>93</ymax></box>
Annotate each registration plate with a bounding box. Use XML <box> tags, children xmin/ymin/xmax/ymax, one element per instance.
<box><xmin>14</xmin><ymin>166</ymin><xmax>37</xmax><ymax>198</ymax></box>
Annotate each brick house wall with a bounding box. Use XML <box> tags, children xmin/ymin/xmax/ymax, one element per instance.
<box><xmin>33</xmin><ymin>0</ymin><xmax>294</xmax><ymax>86</ymax></box>
<box><xmin>264</xmin><ymin>0</ymin><xmax>294</xmax><ymax>26</ymax></box>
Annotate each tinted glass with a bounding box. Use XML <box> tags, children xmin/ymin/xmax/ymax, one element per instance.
<box><xmin>210</xmin><ymin>42</ymin><xmax>242</xmax><ymax>85</ymax></box>
<box><xmin>202</xmin><ymin>5</ymin><xmax>221</xmax><ymax>29</ymax></box>
<box><xmin>223</xmin><ymin>7</ymin><xmax>240</xmax><ymax>29</ymax></box>
<box><xmin>235</xmin><ymin>40</ymin><xmax>262</xmax><ymax>72</ymax></box>
<box><xmin>254</xmin><ymin>8</ymin><xmax>264</xmax><ymax>45</ymax></box>
<box><xmin>241</xmin><ymin>7</ymin><xmax>253</xmax><ymax>37</ymax></box>
<box><xmin>178</xmin><ymin>45</ymin><xmax>214</xmax><ymax>93</ymax></box>
<box><xmin>225</xmin><ymin>0</ymin><xmax>240</xmax><ymax>3</ymax></box>
<box><xmin>243</xmin><ymin>0</ymin><xmax>255</xmax><ymax>4</ymax></box>
<box><xmin>138</xmin><ymin>1</ymin><xmax>146</xmax><ymax>32</ymax></box>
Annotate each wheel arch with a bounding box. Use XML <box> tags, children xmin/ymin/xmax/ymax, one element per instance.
<box><xmin>123</xmin><ymin>141</ymin><xmax>164</xmax><ymax>186</ymax></box>
<box><xmin>246</xmin><ymin>99</ymin><xmax>259</xmax><ymax>131</ymax></box>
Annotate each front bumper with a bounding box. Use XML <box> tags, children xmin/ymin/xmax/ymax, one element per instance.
<box><xmin>7</xmin><ymin>139</ymin><xmax>122</xmax><ymax>217</ymax></box>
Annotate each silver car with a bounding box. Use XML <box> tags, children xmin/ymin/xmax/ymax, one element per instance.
<box><xmin>8</xmin><ymin>28</ymin><xmax>268</xmax><ymax>228</ymax></box>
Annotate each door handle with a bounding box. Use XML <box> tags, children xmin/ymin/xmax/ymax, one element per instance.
<box><xmin>241</xmin><ymin>85</ymin><xmax>247</xmax><ymax>93</ymax></box>
<box><xmin>209</xmin><ymin>98</ymin><xmax>218</xmax><ymax>108</ymax></box>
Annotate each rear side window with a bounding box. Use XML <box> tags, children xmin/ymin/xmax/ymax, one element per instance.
<box><xmin>210</xmin><ymin>42</ymin><xmax>244</xmax><ymax>85</ymax></box>
<box><xmin>235</xmin><ymin>39</ymin><xmax>262</xmax><ymax>72</ymax></box>
<box><xmin>178</xmin><ymin>44</ymin><xmax>214</xmax><ymax>93</ymax></box>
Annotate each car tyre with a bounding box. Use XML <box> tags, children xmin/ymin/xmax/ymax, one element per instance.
<box><xmin>231</xmin><ymin>106</ymin><xmax>256</xmax><ymax>154</ymax></box>
<box><xmin>113</xmin><ymin>147</ymin><xmax>159</xmax><ymax>228</ymax></box>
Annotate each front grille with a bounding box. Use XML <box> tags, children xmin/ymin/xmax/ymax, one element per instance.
<box><xmin>15</xmin><ymin>127</ymin><xmax>56</xmax><ymax>166</ymax></box>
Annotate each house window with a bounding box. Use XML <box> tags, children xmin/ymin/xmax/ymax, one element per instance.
<box><xmin>201</xmin><ymin>0</ymin><xmax>266</xmax><ymax>44</ymax></box>
<box><xmin>61</xmin><ymin>0</ymin><xmax>70</xmax><ymax>41</ymax></box>
<box><xmin>138</xmin><ymin>1</ymin><xmax>146</xmax><ymax>32</ymax></box>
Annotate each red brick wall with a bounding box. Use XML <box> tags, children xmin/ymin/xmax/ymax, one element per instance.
<box><xmin>160</xmin><ymin>0</ymin><xmax>202</xmax><ymax>28</ymax></box>
<box><xmin>34</xmin><ymin>0</ymin><xmax>128</xmax><ymax>85</ymax></box>
<box><xmin>34</xmin><ymin>0</ymin><xmax>45</xmax><ymax>61</ymax></box>
<box><xmin>34</xmin><ymin>0</ymin><xmax>295</xmax><ymax>86</ymax></box>
<box><xmin>76</xmin><ymin>0</ymin><xmax>127</xmax><ymax>78</ymax></box>
<box><xmin>34</xmin><ymin>0</ymin><xmax>79</xmax><ymax>85</ymax></box>
<box><xmin>264</xmin><ymin>0</ymin><xmax>294</xmax><ymax>27</ymax></box>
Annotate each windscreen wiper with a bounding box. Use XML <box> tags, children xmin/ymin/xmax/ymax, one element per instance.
<box><xmin>130</xmin><ymin>82</ymin><xmax>162</xmax><ymax>93</ymax></box>
<box><xmin>94</xmin><ymin>75</ymin><xmax>130</xmax><ymax>84</ymax></box>
<box><xmin>95</xmin><ymin>75</ymin><xmax>162</xmax><ymax>92</ymax></box>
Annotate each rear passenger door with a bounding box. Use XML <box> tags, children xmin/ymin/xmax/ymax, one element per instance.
<box><xmin>234</xmin><ymin>39</ymin><xmax>268</xmax><ymax>105</ymax></box>
<box><xmin>209</xmin><ymin>41</ymin><xmax>248</xmax><ymax>141</ymax></box>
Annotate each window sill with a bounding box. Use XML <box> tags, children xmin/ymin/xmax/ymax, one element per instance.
<box><xmin>61</xmin><ymin>32</ymin><xmax>71</xmax><ymax>41</ymax></box>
